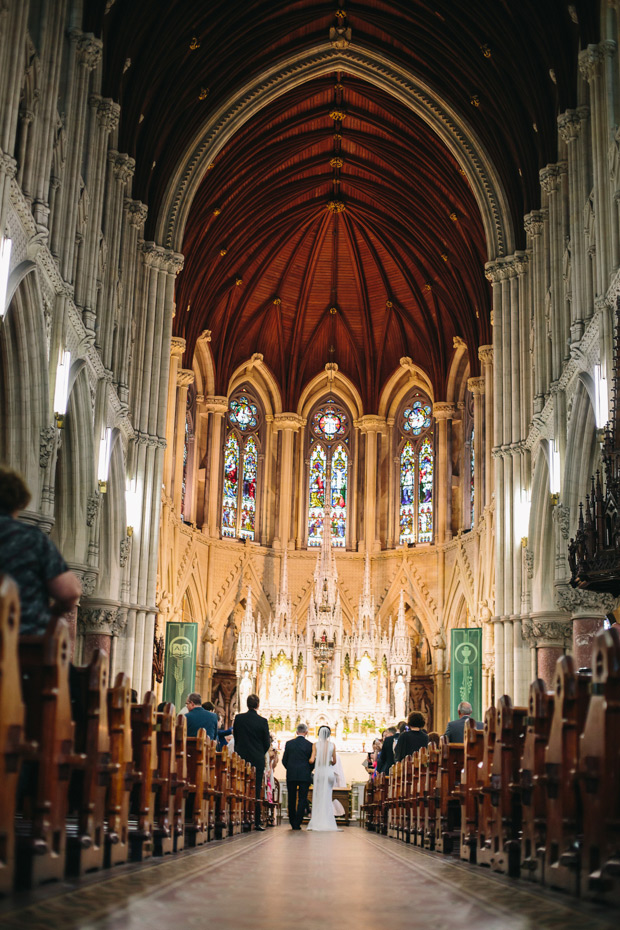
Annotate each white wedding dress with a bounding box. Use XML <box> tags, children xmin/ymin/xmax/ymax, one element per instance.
<box><xmin>307</xmin><ymin>727</ymin><xmax>341</xmax><ymax>832</ymax></box>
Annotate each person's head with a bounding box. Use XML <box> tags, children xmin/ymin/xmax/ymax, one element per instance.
<box><xmin>0</xmin><ymin>466</ymin><xmax>31</xmax><ymax>516</ymax></box>
<box><xmin>202</xmin><ymin>700</ymin><xmax>215</xmax><ymax>711</ymax></box>
<box><xmin>130</xmin><ymin>689</ymin><xmax>138</xmax><ymax>703</ymax></box>
<box><xmin>186</xmin><ymin>692</ymin><xmax>202</xmax><ymax>710</ymax></box>
<box><xmin>457</xmin><ymin>701</ymin><xmax>473</xmax><ymax>718</ymax></box>
<box><xmin>296</xmin><ymin>722</ymin><xmax>309</xmax><ymax>735</ymax></box>
<box><xmin>247</xmin><ymin>693</ymin><xmax>260</xmax><ymax>710</ymax></box>
<box><xmin>157</xmin><ymin>701</ymin><xmax>166</xmax><ymax>712</ymax></box>
<box><xmin>372</xmin><ymin>738</ymin><xmax>382</xmax><ymax>750</ymax></box>
<box><xmin>397</xmin><ymin>720</ymin><xmax>407</xmax><ymax>733</ymax></box>
<box><xmin>407</xmin><ymin>711</ymin><xmax>425</xmax><ymax>729</ymax></box>
<box><xmin>318</xmin><ymin>725</ymin><xmax>331</xmax><ymax>740</ymax></box>
<box><xmin>383</xmin><ymin>726</ymin><xmax>396</xmax><ymax>737</ymax></box>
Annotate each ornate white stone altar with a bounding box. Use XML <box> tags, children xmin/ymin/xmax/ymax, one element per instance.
<box><xmin>236</xmin><ymin>513</ymin><xmax>412</xmax><ymax>749</ymax></box>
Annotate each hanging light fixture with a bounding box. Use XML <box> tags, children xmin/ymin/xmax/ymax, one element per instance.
<box><xmin>97</xmin><ymin>427</ymin><xmax>112</xmax><ymax>493</ymax></box>
<box><xmin>53</xmin><ymin>349</ymin><xmax>71</xmax><ymax>428</ymax></box>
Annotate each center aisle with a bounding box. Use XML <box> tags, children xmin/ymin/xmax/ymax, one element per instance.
<box><xmin>1</xmin><ymin>827</ymin><xmax>616</xmax><ymax>930</ymax></box>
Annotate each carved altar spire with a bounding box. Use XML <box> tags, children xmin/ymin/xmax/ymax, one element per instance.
<box><xmin>390</xmin><ymin>591</ymin><xmax>412</xmax><ymax>668</ymax></box>
<box><xmin>237</xmin><ymin>585</ymin><xmax>257</xmax><ymax>661</ymax></box>
<box><xmin>274</xmin><ymin>548</ymin><xmax>292</xmax><ymax>633</ymax></box>
<box><xmin>357</xmin><ymin>549</ymin><xmax>375</xmax><ymax>634</ymax></box>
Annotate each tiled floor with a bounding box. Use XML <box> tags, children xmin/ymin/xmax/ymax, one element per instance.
<box><xmin>1</xmin><ymin>827</ymin><xmax>617</xmax><ymax>930</ymax></box>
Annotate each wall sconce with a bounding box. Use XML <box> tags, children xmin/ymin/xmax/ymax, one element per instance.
<box><xmin>126</xmin><ymin>477</ymin><xmax>141</xmax><ymax>535</ymax></box>
<box><xmin>97</xmin><ymin>427</ymin><xmax>112</xmax><ymax>493</ymax></box>
<box><xmin>53</xmin><ymin>349</ymin><xmax>71</xmax><ymax>428</ymax></box>
<box><xmin>0</xmin><ymin>237</ymin><xmax>12</xmax><ymax>318</ymax></box>
<box><xmin>548</xmin><ymin>439</ymin><xmax>560</xmax><ymax>505</ymax></box>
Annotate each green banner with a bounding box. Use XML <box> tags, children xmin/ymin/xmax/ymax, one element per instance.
<box><xmin>163</xmin><ymin>621</ymin><xmax>198</xmax><ymax>713</ymax></box>
<box><xmin>450</xmin><ymin>628</ymin><xmax>482</xmax><ymax>722</ymax></box>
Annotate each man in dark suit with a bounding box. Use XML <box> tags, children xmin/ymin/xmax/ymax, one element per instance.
<box><xmin>185</xmin><ymin>693</ymin><xmax>218</xmax><ymax>740</ymax></box>
<box><xmin>443</xmin><ymin>701</ymin><xmax>483</xmax><ymax>742</ymax></box>
<box><xmin>377</xmin><ymin>726</ymin><xmax>397</xmax><ymax>774</ymax></box>
<box><xmin>282</xmin><ymin>723</ymin><xmax>314</xmax><ymax>830</ymax></box>
<box><xmin>233</xmin><ymin>693</ymin><xmax>271</xmax><ymax>830</ymax></box>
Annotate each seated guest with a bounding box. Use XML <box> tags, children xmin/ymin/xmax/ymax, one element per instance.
<box><xmin>376</xmin><ymin>726</ymin><xmax>397</xmax><ymax>774</ymax></box>
<box><xmin>215</xmin><ymin>711</ymin><xmax>233</xmax><ymax>750</ymax></box>
<box><xmin>185</xmin><ymin>693</ymin><xmax>218</xmax><ymax>739</ymax></box>
<box><xmin>0</xmin><ymin>466</ymin><xmax>82</xmax><ymax>634</ymax></box>
<box><xmin>394</xmin><ymin>712</ymin><xmax>429</xmax><ymax>761</ymax></box>
<box><xmin>443</xmin><ymin>701</ymin><xmax>483</xmax><ymax>742</ymax></box>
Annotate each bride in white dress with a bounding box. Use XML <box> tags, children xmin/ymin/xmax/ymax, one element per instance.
<box><xmin>306</xmin><ymin>726</ymin><xmax>342</xmax><ymax>832</ymax></box>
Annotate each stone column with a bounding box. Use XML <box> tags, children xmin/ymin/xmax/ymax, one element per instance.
<box><xmin>99</xmin><ymin>152</ymin><xmax>135</xmax><ymax>361</ymax></box>
<box><xmin>478</xmin><ymin>346</ymin><xmax>493</xmax><ymax>509</ymax></box>
<box><xmin>114</xmin><ymin>201</ymin><xmax>148</xmax><ymax>408</ymax></box>
<box><xmin>433</xmin><ymin>403</ymin><xmax>456</xmax><ymax>544</ymax></box>
<box><xmin>555</xmin><ymin>586</ymin><xmax>614</xmax><ymax>670</ymax></box>
<box><xmin>273</xmin><ymin>413</ymin><xmax>304</xmax><ymax>549</ymax></box>
<box><xmin>522</xmin><ymin>616</ymin><xmax>571</xmax><ymax>689</ymax></box>
<box><xmin>467</xmin><ymin>376</ymin><xmax>485</xmax><ymax>524</ymax></box>
<box><xmin>558</xmin><ymin>109</ymin><xmax>586</xmax><ymax>341</ymax></box>
<box><xmin>523</xmin><ymin>212</ymin><xmax>547</xmax><ymax>413</ymax></box>
<box><xmin>172</xmin><ymin>369</ymin><xmax>195</xmax><ymax>514</ymax></box>
<box><xmin>203</xmin><ymin>396</ymin><xmax>228</xmax><ymax>537</ymax></box>
<box><xmin>356</xmin><ymin>415</ymin><xmax>386</xmax><ymax>551</ymax></box>
<box><xmin>540</xmin><ymin>164</ymin><xmax>569</xmax><ymax>379</ymax></box>
<box><xmin>163</xmin><ymin>337</ymin><xmax>185</xmax><ymax>494</ymax></box>
<box><xmin>78</xmin><ymin>604</ymin><xmax>121</xmax><ymax>670</ymax></box>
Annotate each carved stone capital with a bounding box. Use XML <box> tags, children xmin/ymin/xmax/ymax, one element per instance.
<box><xmin>119</xmin><ymin>536</ymin><xmax>131</xmax><ymax>568</ymax></box>
<box><xmin>355</xmin><ymin>414</ymin><xmax>387</xmax><ymax>434</ymax></box>
<box><xmin>125</xmin><ymin>199</ymin><xmax>148</xmax><ymax>228</ymax></box>
<box><xmin>0</xmin><ymin>151</ymin><xmax>17</xmax><ymax>179</ymax></box>
<box><xmin>78</xmin><ymin>605</ymin><xmax>119</xmax><ymax>637</ymax></box>
<box><xmin>273</xmin><ymin>412</ymin><xmax>305</xmax><ymax>432</ymax></box>
<box><xmin>522</xmin><ymin>616</ymin><xmax>572</xmax><ymax>647</ymax></box>
<box><xmin>76</xmin><ymin>33</ymin><xmax>103</xmax><ymax>71</ymax></box>
<box><xmin>540</xmin><ymin>163</ymin><xmax>567</xmax><ymax>195</ymax></box>
<box><xmin>162</xmin><ymin>250</ymin><xmax>184</xmax><ymax>275</ymax></box>
<box><xmin>204</xmin><ymin>395</ymin><xmax>229</xmax><ymax>415</ymax></box>
<box><xmin>512</xmin><ymin>251</ymin><xmax>529</xmax><ymax>276</ymax></box>
<box><xmin>484</xmin><ymin>261</ymin><xmax>502</xmax><ymax>284</ymax></box>
<box><xmin>558</xmin><ymin>109</ymin><xmax>582</xmax><ymax>143</ymax></box>
<box><xmin>111</xmin><ymin>152</ymin><xmax>135</xmax><ymax>183</ymax></box>
<box><xmin>478</xmin><ymin>345</ymin><xmax>493</xmax><ymax>366</ymax></box>
<box><xmin>432</xmin><ymin>402</ymin><xmax>456</xmax><ymax>421</ymax></box>
<box><xmin>96</xmin><ymin>97</ymin><xmax>120</xmax><ymax>133</ymax></box>
<box><xmin>554</xmin><ymin>584</ymin><xmax>616</xmax><ymax>616</ymax></box>
<box><xmin>170</xmin><ymin>336</ymin><xmax>186</xmax><ymax>357</ymax></box>
<box><xmin>524</xmin><ymin>210</ymin><xmax>546</xmax><ymax>238</ymax></box>
<box><xmin>177</xmin><ymin>368</ymin><xmax>195</xmax><ymax>388</ymax></box>
<box><xmin>467</xmin><ymin>376</ymin><xmax>485</xmax><ymax>396</ymax></box>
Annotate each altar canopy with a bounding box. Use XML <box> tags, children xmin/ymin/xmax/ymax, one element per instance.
<box><xmin>236</xmin><ymin>513</ymin><xmax>412</xmax><ymax>748</ymax></box>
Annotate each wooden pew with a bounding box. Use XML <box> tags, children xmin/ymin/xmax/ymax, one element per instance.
<box><xmin>185</xmin><ymin>731</ymin><xmax>209</xmax><ymax>846</ymax></box>
<box><xmin>214</xmin><ymin>746</ymin><xmax>230</xmax><ymax>839</ymax></box>
<box><xmin>476</xmin><ymin>705</ymin><xmax>497</xmax><ymax>867</ymax></box>
<box><xmin>519</xmin><ymin>680</ymin><xmax>554</xmax><ymax>882</ymax></box>
<box><xmin>172</xmin><ymin>713</ymin><xmax>187</xmax><ymax>852</ymax></box>
<box><xmin>422</xmin><ymin>740</ymin><xmax>440</xmax><ymax>850</ymax></box>
<box><xmin>244</xmin><ymin>762</ymin><xmax>255</xmax><ymax>831</ymax></box>
<box><xmin>489</xmin><ymin>695</ymin><xmax>527</xmax><ymax>876</ymax></box>
<box><xmin>387</xmin><ymin>760</ymin><xmax>400</xmax><ymax>838</ymax></box>
<box><xmin>152</xmin><ymin>703</ymin><xmax>176</xmax><ymax>855</ymax></box>
<box><xmin>105</xmin><ymin>673</ymin><xmax>135</xmax><ymax>866</ymax></box>
<box><xmin>0</xmin><ymin>576</ymin><xmax>26</xmax><ymax>894</ymax></box>
<box><xmin>544</xmin><ymin>658</ymin><xmax>591</xmax><ymax>895</ymax></box>
<box><xmin>579</xmin><ymin>627</ymin><xmax>620</xmax><ymax>905</ymax></box>
<box><xmin>205</xmin><ymin>738</ymin><xmax>217</xmax><ymax>840</ymax></box>
<box><xmin>459</xmin><ymin>717</ymin><xmax>484</xmax><ymax>863</ymax></box>
<box><xmin>129</xmin><ymin>692</ymin><xmax>157</xmax><ymax>861</ymax></box>
<box><xmin>400</xmin><ymin>755</ymin><xmax>413</xmax><ymax>842</ymax></box>
<box><xmin>413</xmin><ymin>747</ymin><xmax>427</xmax><ymax>846</ymax></box>
<box><xmin>66</xmin><ymin>650</ymin><xmax>116</xmax><ymax>875</ymax></box>
<box><xmin>435</xmin><ymin>737</ymin><xmax>463</xmax><ymax>854</ymax></box>
<box><xmin>16</xmin><ymin>616</ymin><xmax>85</xmax><ymax>888</ymax></box>
<box><xmin>408</xmin><ymin>751</ymin><xmax>420</xmax><ymax>845</ymax></box>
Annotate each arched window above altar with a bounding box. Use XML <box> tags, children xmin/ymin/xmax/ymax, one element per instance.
<box><xmin>221</xmin><ymin>387</ymin><xmax>262</xmax><ymax>541</ymax></box>
<box><xmin>307</xmin><ymin>398</ymin><xmax>351</xmax><ymax>547</ymax></box>
<box><xmin>398</xmin><ymin>393</ymin><xmax>434</xmax><ymax>545</ymax></box>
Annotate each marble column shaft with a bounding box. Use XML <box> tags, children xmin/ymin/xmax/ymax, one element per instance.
<box><xmin>172</xmin><ymin>369</ymin><xmax>194</xmax><ymax>513</ymax></box>
<box><xmin>274</xmin><ymin>414</ymin><xmax>303</xmax><ymax>549</ymax></box>
<box><xmin>357</xmin><ymin>415</ymin><xmax>386</xmax><ymax>551</ymax></box>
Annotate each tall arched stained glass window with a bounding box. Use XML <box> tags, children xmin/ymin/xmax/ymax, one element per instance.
<box><xmin>398</xmin><ymin>394</ymin><xmax>434</xmax><ymax>545</ymax></box>
<box><xmin>221</xmin><ymin>388</ymin><xmax>262</xmax><ymax>540</ymax></box>
<box><xmin>222</xmin><ymin>433</ymin><xmax>239</xmax><ymax>537</ymax></box>
<box><xmin>307</xmin><ymin>399</ymin><xmax>351</xmax><ymax>546</ymax></box>
<box><xmin>330</xmin><ymin>443</ymin><xmax>348</xmax><ymax>547</ymax></box>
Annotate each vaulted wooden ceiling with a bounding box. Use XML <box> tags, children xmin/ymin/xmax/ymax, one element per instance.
<box><xmin>89</xmin><ymin>0</ymin><xmax>598</xmax><ymax>408</ymax></box>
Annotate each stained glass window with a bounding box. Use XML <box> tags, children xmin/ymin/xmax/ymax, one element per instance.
<box><xmin>403</xmin><ymin>400</ymin><xmax>431</xmax><ymax>436</ymax></box>
<box><xmin>470</xmin><ymin>429</ymin><xmax>475</xmax><ymax>528</ymax></box>
<box><xmin>398</xmin><ymin>395</ymin><xmax>434</xmax><ymax>545</ymax></box>
<box><xmin>239</xmin><ymin>436</ymin><xmax>258</xmax><ymax>540</ymax></box>
<box><xmin>399</xmin><ymin>440</ymin><xmax>416</xmax><ymax>545</ymax></box>
<box><xmin>312</xmin><ymin>402</ymin><xmax>347</xmax><ymax>440</ymax></box>
<box><xmin>222</xmin><ymin>433</ymin><xmax>239</xmax><ymax>537</ymax></box>
<box><xmin>308</xmin><ymin>445</ymin><xmax>327</xmax><ymax>546</ymax></box>
<box><xmin>229</xmin><ymin>395</ymin><xmax>258</xmax><ymax>431</ymax></box>
<box><xmin>418</xmin><ymin>437</ymin><xmax>434</xmax><ymax>542</ymax></box>
<box><xmin>330</xmin><ymin>443</ymin><xmax>348</xmax><ymax>547</ymax></box>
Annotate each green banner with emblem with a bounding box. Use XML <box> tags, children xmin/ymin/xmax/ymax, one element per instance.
<box><xmin>450</xmin><ymin>628</ymin><xmax>482</xmax><ymax>722</ymax></box>
<box><xmin>163</xmin><ymin>621</ymin><xmax>198</xmax><ymax>713</ymax></box>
